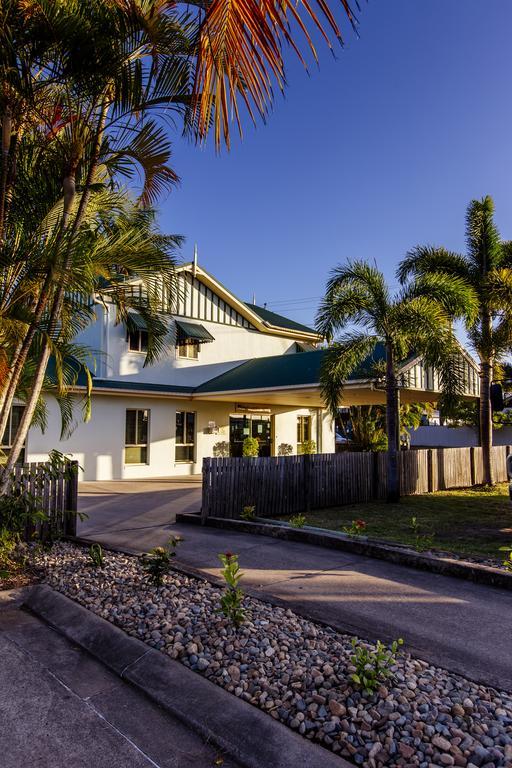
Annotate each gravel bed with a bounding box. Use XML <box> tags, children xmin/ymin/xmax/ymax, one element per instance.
<box><xmin>37</xmin><ymin>543</ymin><xmax>512</xmax><ymax>768</ymax></box>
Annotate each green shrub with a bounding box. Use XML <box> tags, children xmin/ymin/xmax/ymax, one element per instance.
<box><xmin>140</xmin><ymin>537</ymin><xmax>180</xmax><ymax>585</ymax></box>
<box><xmin>218</xmin><ymin>552</ymin><xmax>245</xmax><ymax>627</ymax></box>
<box><xmin>242</xmin><ymin>437</ymin><xmax>259</xmax><ymax>457</ymax></box>
<box><xmin>298</xmin><ymin>440</ymin><xmax>316</xmax><ymax>455</ymax></box>
<box><xmin>88</xmin><ymin>543</ymin><xmax>104</xmax><ymax>568</ymax></box>
<box><xmin>350</xmin><ymin>637</ymin><xmax>404</xmax><ymax>695</ymax></box>
<box><xmin>410</xmin><ymin>516</ymin><xmax>435</xmax><ymax>552</ymax></box>
<box><xmin>289</xmin><ymin>513</ymin><xmax>306</xmax><ymax>528</ymax></box>
<box><xmin>499</xmin><ymin>544</ymin><xmax>512</xmax><ymax>571</ymax></box>
<box><xmin>343</xmin><ymin>519</ymin><xmax>367</xmax><ymax>536</ymax></box>
<box><xmin>241</xmin><ymin>505</ymin><xmax>256</xmax><ymax>521</ymax></box>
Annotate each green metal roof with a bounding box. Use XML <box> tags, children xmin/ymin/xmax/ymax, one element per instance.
<box><xmin>93</xmin><ymin>379</ymin><xmax>194</xmax><ymax>394</ymax></box>
<box><xmin>175</xmin><ymin>320</ymin><xmax>215</xmax><ymax>343</ymax></box>
<box><xmin>245</xmin><ymin>303</ymin><xmax>319</xmax><ymax>336</ymax></box>
<box><xmin>194</xmin><ymin>345</ymin><xmax>387</xmax><ymax>394</ymax></box>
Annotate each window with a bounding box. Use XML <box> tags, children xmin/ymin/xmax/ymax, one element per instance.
<box><xmin>1</xmin><ymin>405</ymin><xmax>25</xmax><ymax>464</ymax></box>
<box><xmin>128</xmin><ymin>330</ymin><xmax>148</xmax><ymax>353</ymax></box>
<box><xmin>175</xmin><ymin>411</ymin><xmax>195</xmax><ymax>462</ymax></box>
<box><xmin>177</xmin><ymin>341</ymin><xmax>199</xmax><ymax>359</ymax></box>
<box><xmin>125</xmin><ymin>409</ymin><xmax>149</xmax><ymax>464</ymax></box>
<box><xmin>297</xmin><ymin>415</ymin><xmax>311</xmax><ymax>453</ymax></box>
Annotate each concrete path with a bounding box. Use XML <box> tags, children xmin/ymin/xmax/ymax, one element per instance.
<box><xmin>78</xmin><ymin>478</ymin><xmax>201</xmax><ymax>551</ymax></box>
<box><xmin>0</xmin><ymin>589</ymin><xmax>239</xmax><ymax>768</ymax></box>
<box><xmin>78</xmin><ymin>512</ymin><xmax>512</xmax><ymax>692</ymax></box>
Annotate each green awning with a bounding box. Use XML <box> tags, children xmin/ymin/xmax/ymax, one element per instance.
<box><xmin>176</xmin><ymin>320</ymin><xmax>215</xmax><ymax>344</ymax></box>
<box><xmin>127</xmin><ymin>312</ymin><xmax>147</xmax><ymax>331</ymax></box>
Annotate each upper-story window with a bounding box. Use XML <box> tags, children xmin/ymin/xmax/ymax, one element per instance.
<box><xmin>178</xmin><ymin>341</ymin><xmax>199</xmax><ymax>359</ymax></box>
<box><xmin>175</xmin><ymin>320</ymin><xmax>214</xmax><ymax>361</ymax></box>
<box><xmin>128</xmin><ymin>329</ymin><xmax>148</xmax><ymax>353</ymax></box>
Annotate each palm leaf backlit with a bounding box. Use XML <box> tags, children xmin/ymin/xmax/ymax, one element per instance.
<box><xmin>193</xmin><ymin>0</ymin><xmax>360</xmax><ymax>147</ymax></box>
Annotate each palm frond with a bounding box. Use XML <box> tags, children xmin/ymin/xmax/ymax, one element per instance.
<box><xmin>192</xmin><ymin>0</ymin><xmax>360</xmax><ymax>148</ymax></box>
<box><xmin>320</xmin><ymin>332</ymin><xmax>379</xmax><ymax>417</ymax></box>
<box><xmin>397</xmin><ymin>246</ymin><xmax>469</xmax><ymax>284</ymax></box>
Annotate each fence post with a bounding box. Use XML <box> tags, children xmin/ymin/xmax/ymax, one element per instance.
<box><xmin>427</xmin><ymin>449</ymin><xmax>434</xmax><ymax>493</ymax></box>
<box><xmin>64</xmin><ymin>461</ymin><xmax>79</xmax><ymax>536</ymax></box>
<box><xmin>303</xmin><ymin>453</ymin><xmax>312</xmax><ymax>514</ymax></box>
<box><xmin>201</xmin><ymin>457</ymin><xmax>210</xmax><ymax>524</ymax></box>
<box><xmin>470</xmin><ymin>447</ymin><xmax>476</xmax><ymax>487</ymax></box>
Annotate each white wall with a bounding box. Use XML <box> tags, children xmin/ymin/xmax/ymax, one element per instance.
<box><xmin>78</xmin><ymin>307</ymin><xmax>301</xmax><ymax>388</ymax></box>
<box><xmin>25</xmin><ymin>394</ymin><xmax>336</xmax><ymax>480</ymax></box>
<box><xmin>410</xmin><ymin>425</ymin><xmax>512</xmax><ymax>448</ymax></box>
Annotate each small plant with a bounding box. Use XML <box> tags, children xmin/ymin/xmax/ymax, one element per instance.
<box><xmin>241</xmin><ymin>505</ymin><xmax>256</xmax><ymax>521</ymax></box>
<box><xmin>298</xmin><ymin>440</ymin><xmax>316</xmax><ymax>455</ymax></box>
<box><xmin>242</xmin><ymin>437</ymin><xmax>259</xmax><ymax>457</ymax></box>
<box><xmin>88</xmin><ymin>543</ymin><xmax>104</xmax><ymax>568</ymax></box>
<box><xmin>213</xmin><ymin>441</ymin><xmax>230</xmax><ymax>458</ymax></box>
<box><xmin>278</xmin><ymin>443</ymin><xmax>293</xmax><ymax>456</ymax></box>
<box><xmin>350</xmin><ymin>637</ymin><xmax>404</xmax><ymax>695</ymax></box>
<box><xmin>218</xmin><ymin>552</ymin><xmax>245</xmax><ymax>627</ymax></box>
<box><xmin>410</xmin><ymin>516</ymin><xmax>435</xmax><ymax>552</ymax></box>
<box><xmin>289</xmin><ymin>513</ymin><xmax>306</xmax><ymax>528</ymax></box>
<box><xmin>140</xmin><ymin>537</ymin><xmax>180</xmax><ymax>586</ymax></box>
<box><xmin>499</xmin><ymin>544</ymin><xmax>512</xmax><ymax>571</ymax></box>
<box><xmin>343</xmin><ymin>519</ymin><xmax>367</xmax><ymax>536</ymax></box>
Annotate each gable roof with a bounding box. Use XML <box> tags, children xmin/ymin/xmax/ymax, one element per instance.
<box><xmin>244</xmin><ymin>303</ymin><xmax>317</xmax><ymax>336</ymax></box>
<box><xmin>176</xmin><ymin>263</ymin><xmax>322</xmax><ymax>342</ymax></box>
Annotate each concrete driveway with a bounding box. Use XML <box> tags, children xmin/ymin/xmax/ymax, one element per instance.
<box><xmin>78</xmin><ymin>478</ymin><xmax>201</xmax><ymax>551</ymax></box>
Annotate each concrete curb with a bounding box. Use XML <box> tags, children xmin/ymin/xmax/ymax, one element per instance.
<box><xmin>175</xmin><ymin>513</ymin><xmax>512</xmax><ymax>591</ymax></box>
<box><xmin>25</xmin><ymin>584</ymin><xmax>352</xmax><ymax>768</ymax></box>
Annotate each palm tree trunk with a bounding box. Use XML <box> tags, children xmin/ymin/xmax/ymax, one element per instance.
<box><xmin>0</xmin><ymin>105</ymin><xmax>107</xmax><ymax>484</ymax></box>
<box><xmin>0</xmin><ymin>344</ymin><xmax>51</xmax><ymax>493</ymax></box>
<box><xmin>480</xmin><ymin>359</ymin><xmax>494</xmax><ymax>485</ymax></box>
<box><xmin>386</xmin><ymin>342</ymin><xmax>400</xmax><ymax>502</ymax></box>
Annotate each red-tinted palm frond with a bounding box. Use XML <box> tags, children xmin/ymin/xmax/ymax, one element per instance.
<box><xmin>193</xmin><ymin>0</ymin><xmax>359</xmax><ymax>148</ymax></box>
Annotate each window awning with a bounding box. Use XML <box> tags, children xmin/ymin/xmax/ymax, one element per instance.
<box><xmin>126</xmin><ymin>312</ymin><xmax>147</xmax><ymax>331</ymax></box>
<box><xmin>176</xmin><ymin>320</ymin><xmax>215</xmax><ymax>344</ymax></box>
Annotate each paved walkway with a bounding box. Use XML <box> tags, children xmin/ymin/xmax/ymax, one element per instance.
<box><xmin>78</xmin><ymin>478</ymin><xmax>201</xmax><ymax>551</ymax></box>
<box><xmin>79</xmin><ymin>510</ymin><xmax>512</xmax><ymax>692</ymax></box>
<box><xmin>0</xmin><ymin>589</ymin><xmax>239</xmax><ymax>768</ymax></box>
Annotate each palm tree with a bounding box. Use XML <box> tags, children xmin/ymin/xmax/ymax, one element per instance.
<box><xmin>316</xmin><ymin>262</ymin><xmax>475</xmax><ymax>501</ymax></box>
<box><xmin>0</xmin><ymin>190</ymin><xmax>181</xmax><ymax>489</ymax></box>
<box><xmin>0</xmin><ymin>0</ymin><xmax>361</xmax><ymax>460</ymax></box>
<box><xmin>398</xmin><ymin>196</ymin><xmax>512</xmax><ymax>485</ymax></box>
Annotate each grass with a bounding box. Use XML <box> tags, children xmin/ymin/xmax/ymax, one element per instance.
<box><xmin>272</xmin><ymin>483</ymin><xmax>512</xmax><ymax>561</ymax></box>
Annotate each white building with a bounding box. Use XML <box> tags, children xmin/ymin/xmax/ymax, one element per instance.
<box><xmin>18</xmin><ymin>262</ymin><xmax>334</xmax><ymax>480</ymax></box>
<box><xmin>10</xmin><ymin>261</ymin><xmax>481</xmax><ymax>480</ymax></box>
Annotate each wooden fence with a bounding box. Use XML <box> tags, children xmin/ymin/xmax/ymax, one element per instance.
<box><xmin>8</xmin><ymin>461</ymin><xmax>79</xmax><ymax>540</ymax></box>
<box><xmin>201</xmin><ymin>446</ymin><xmax>511</xmax><ymax>520</ymax></box>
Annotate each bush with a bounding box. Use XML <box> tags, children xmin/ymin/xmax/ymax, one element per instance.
<box><xmin>350</xmin><ymin>637</ymin><xmax>404</xmax><ymax>695</ymax></box>
<box><xmin>278</xmin><ymin>443</ymin><xmax>293</xmax><ymax>456</ymax></box>
<box><xmin>140</xmin><ymin>537</ymin><xmax>180</xmax><ymax>585</ymax></box>
<box><xmin>298</xmin><ymin>440</ymin><xmax>316</xmax><ymax>455</ymax></box>
<box><xmin>242</xmin><ymin>437</ymin><xmax>259</xmax><ymax>457</ymax></box>
<box><xmin>289</xmin><ymin>513</ymin><xmax>306</xmax><ymax>528</ymax></box>
<box><xmin>88</xmin><ymin>543</ymin><xmax>104</xmax><ymax>568</ymax></box>
<box><xmin>241</xmin><ymin>505</ymin><xmax>256</xmax><ymax>521</ymax></box>
<box><xmin>218</xmin><ymin>552</ymin><xmax>245</xmax><ymax>627</ymax></box>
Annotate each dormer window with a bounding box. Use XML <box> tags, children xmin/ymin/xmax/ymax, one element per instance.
<box><xmin>175</xmin><ymin>320</ymin><xmax>214</xmax><ymax>361</ymax></box>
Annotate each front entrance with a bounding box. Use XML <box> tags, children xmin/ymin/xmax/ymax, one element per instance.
<box><xmin>229</xmin><ymin>415</ymin><xmax>272</xmax><ymax>457</ymax></box>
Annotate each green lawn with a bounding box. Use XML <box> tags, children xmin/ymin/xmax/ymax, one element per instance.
<box><xmin>272</xmin><ymin>484</ymin><xmax>512</xmax><ymax>561</ymax></box>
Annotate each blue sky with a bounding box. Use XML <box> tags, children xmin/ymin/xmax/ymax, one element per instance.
<box><xmin>159</xmin><ymin>0</ymin><xmax>512</xmax><ymax>333</ymax></box>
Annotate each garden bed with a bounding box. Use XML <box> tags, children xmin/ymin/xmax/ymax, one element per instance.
<box><xmin>37</xmin><ymin>542</ymin><xmax>512</xmax><ymax>768</ymax></box>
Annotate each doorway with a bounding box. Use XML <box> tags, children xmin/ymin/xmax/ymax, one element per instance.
<box><xmin>229</xmin><ymin>415</ymin><xmax>272</xmax><ymax>457</ymax></box>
